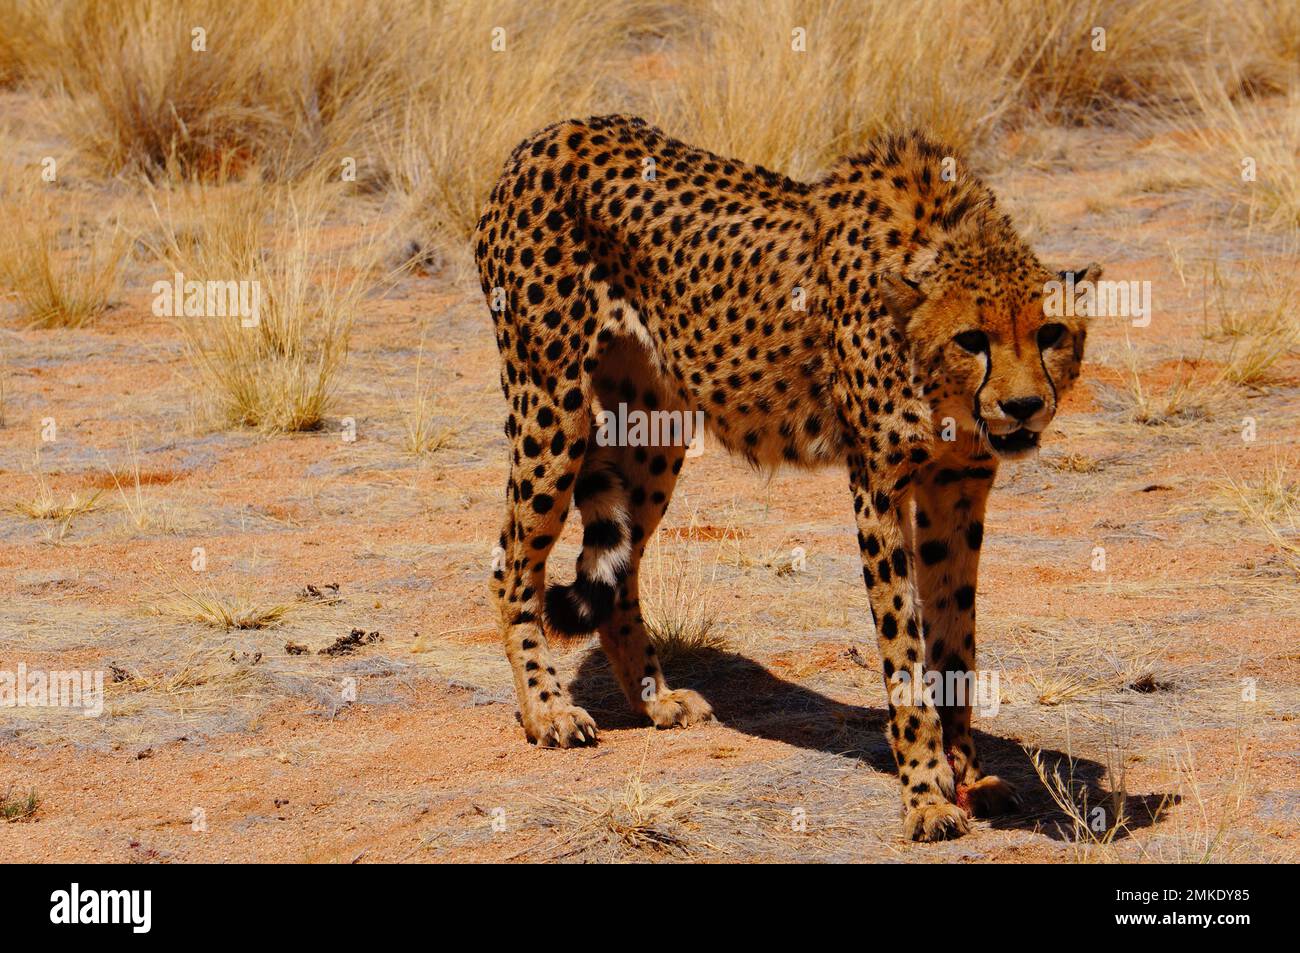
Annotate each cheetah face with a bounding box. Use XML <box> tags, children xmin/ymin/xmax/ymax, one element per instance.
<box><xmin>882</xmin><ymin>263</ymin><xmax>1101</xmax><ymax>462</ymax></box>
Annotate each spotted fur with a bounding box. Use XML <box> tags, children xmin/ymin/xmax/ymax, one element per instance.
<box><xmin>473</xmin><ymin>115</ymin><xmax>1098</xmax><ymax>841</ymax></box>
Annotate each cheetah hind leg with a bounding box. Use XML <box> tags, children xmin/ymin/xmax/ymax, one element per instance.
<box><xmin>554</xmin><ymin>442</ymin><xmax>714</xmax><ymax>731</ymax></box>
<box><xmin>582</xmin><ymin>339</ymin><xmax>713</xmax><ymax>731</ymax></box>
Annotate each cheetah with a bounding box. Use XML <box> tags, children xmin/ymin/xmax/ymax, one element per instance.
<box><xmin>473</xmin><ymin>115</ymin><xmax>1099</xmax><ymax>842</ymax></box>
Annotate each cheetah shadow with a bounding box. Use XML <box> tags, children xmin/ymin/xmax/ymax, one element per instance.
<box><xmin>569</xmin><ymin>646</ymin><xmax>1173</xmax><ymax>842</ymax></box>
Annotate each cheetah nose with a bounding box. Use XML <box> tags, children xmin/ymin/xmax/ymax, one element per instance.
<box><xmin>999</xmin><ymin>396</ymin><xmax>1044</xmax><ymax>421</ymax></box>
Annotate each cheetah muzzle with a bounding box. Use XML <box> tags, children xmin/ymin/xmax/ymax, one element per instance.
<box><xmin>473</xmin><ymin>115</ymin><xmax>1098</xmax><ymax>843</ymax></box>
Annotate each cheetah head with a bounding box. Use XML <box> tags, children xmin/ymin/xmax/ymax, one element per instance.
<box><xmin>881</xmin><ymin>235</ymin><xmax>1101</xmax><ymax>462</ymax></box>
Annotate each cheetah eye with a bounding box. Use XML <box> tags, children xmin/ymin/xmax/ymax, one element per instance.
<box><xmin>953</xmin><ymin>330</ymin><xmax>989</xmax><ymax>354</ymax></box>
<box><xmin>1037</xmin><ymin>322</ymin><xmax>1067</xmax><ymax>349</ymax></box>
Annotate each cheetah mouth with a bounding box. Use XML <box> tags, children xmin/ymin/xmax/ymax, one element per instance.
<box><xmin>987</xmin><ymin>428</ymin><xmax>1041</xmax><ymax>457</ymax></box>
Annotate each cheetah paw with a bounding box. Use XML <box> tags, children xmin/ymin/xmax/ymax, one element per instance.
<box><xmin>525</xmin><ymin>704</ymin><xmax>598</xmax><ymax>748</ymax></box>
<box><xmin>646</xmin><ymin>688</ymin><xmax>714</xmax><ymax>729</ymax></box>
<box><xmin>961</xmin><ymin>775</ymin><xmax>1021</xmax><ymax>817</ymax></box>
<box><xmin>903</xmin><ymin>801</ymin><xmax>971</xmax><ymax>842</ymax></box>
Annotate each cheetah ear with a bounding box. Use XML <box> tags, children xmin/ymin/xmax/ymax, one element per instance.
<box><xmin>879</xmin><ymin>272</ymin><xmax>926</xmax><ymax>334</ymax></box>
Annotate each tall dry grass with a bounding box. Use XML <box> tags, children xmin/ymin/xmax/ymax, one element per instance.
<box><xmin>1200</xmin><ymin>253</ymin><xmax>1300</xmax><ymax>386</ymax></box>
<box><xmin>1165</xmin><ymin>69</ymin><xmax>1300</xmax><ymax>233</ymax></box>
<box><xmin>40</xmin><ymin>0</ymin><xmax>416</xmax><ymax>181</ymax></box>
<box><xmin>0</xmin><ymin>174</ymin><xmax>129</xmax><ymax>328</ymax></box>
<box><xmin>1221</xmin><ymin>455</ymin><xmax>1300</xmax><ymax>579</ymax></box>
<box><xmin>1229</xmin><ymin>0</ymin><xmax>1300</xmax><ymax>97</ymax></box>
<box><xmin>1000</xmin><ymin>0</ymin><xmax>1214</xmax><ymax>122</ymax></box>
<box><xmin>646</xmin><ymin>0</ymin><xmax>1230</xmax><ymax>179</ymax></box>
<box><xmin>646</xmin><ymin>0</ymin><xmax>1012</xmax><ymax>178</ymax></box>
<box><xmin>150</xmin><ymin>181</ymin><xmax>378</xmax><ymax>432</ymax></box>
<box><xmin>380</xmin><ymin>1</ymin><xmax>648</xmax><ymax>248</ymax></box>
<box><xmin>0</xmin><ymin>0</ymin><xmax>58</xmax><ymax>88</ymax></box>
<box><xmin>640</xmin><ymin>520</ymin><xmax>730</xmax><ymax>669</ymax></box>
<box><xmin>3</xmin><ymin>0</ymin><xmax>1292</xmax><ymax>252</ymax></box>
<box><xmin>17</xmin><ymin>0</ymin><xmax>646</xmax><ymax>246</ymax></box>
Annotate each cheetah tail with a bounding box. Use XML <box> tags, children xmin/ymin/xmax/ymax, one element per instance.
<box><xmin>543</xmin><ymin>457</ymin><xmax>631</xmax><ymax>637</ymax></box>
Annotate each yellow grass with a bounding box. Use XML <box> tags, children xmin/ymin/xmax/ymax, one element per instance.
<box><xmin>40</xmin><ymin>0</ymin><xmax>415</xmax><ymax>182</ymax></box>
<box><xmin>105</xmin><ymin>649</ymin><xmax>269</xmax><ymax>717</ymax></box>
<box><xmin>1000</xmin><ymin>0</ymin><xmax>1214</xmax><ymax>123</ymax></box>
<box><xmin>1115</xmin><ymin>340</ymin><xmax>1230</xmax><ymax>426</ymax></box>
<box><xmin>1151</xmin><ymin>731</ymin><xmax>1255</xmax><ymax>863</ymax></box>
<box><xmin>647</xmin><ymin>0</ymin><xmax>1008</xmax><ymax>178</ymax></box>
<box><xmin>639</xmin><ymin>524</ymin><xmax>729</xmax><ymax>669</ymax></box>
<box><xmin>1220</xmin><ymin>456</ymin><xmax>1300</xmax><ymax>577</ymax></box>
<box><xmin>1229</xmin><ymin>0</ymin><xmax>1300</xmax><ymax>97</ymax></box>
<box><xmin>1169</xmin><ymin>69</ymin><xmax>1300</xmax><ymax>233</ymax></box>
<box><xmin>14</xmin><ymin>487</ymin><xmax>104</xmax><ymax>523</ymax></box>
<box><xmin>1025</xmin><ymin>669</ymin><xmax>1097</xmax><ymax>706</ymax></box>
<box><xmin>1023</xmin><ymin>716</ymin><xmax>1148</xmax><ymax>861</ymax></box>
<box><xmin>648</xmin><ymin>0</ymin><xmax>1226</xmax><ymax>180</ymax></box>
<box><xmin>149</xmin><ymin>587</ymin><xmax>296</xmax><ymax>630</ymax></box>
<box><xmin>1200</xmin><ymin>255</ymin><xmax>1299</xmax><ymax>387</ymax></box>
<box><xmin>1042</xmin><ymin>452</ymin><xmax>1104</xmax><ymax>473</ymax></box>
<box><xmin>382</xmin><ymin>0</ymin><xmax>638</xmax><ymax>250</ymax></box>
<box><xmin>398</xmin><ymin>339</ymin><xmax>459</xmax><ymax>455</ymax></box>
<box><xmin>150</xmin><ymin>181</ymin><xmax>377</xmax><ymax>432</ymax></box>
<box><xmin>534</xmin><ymin>742</ymin><xmax>731</xmax><ymax>860</ymax></box>
<box><xmin>100</xmin><ymin>439</ymin><xmax>186</xmax><ymax>535</ymax></box>
<box><xmin>0</xmin><ymin>0</ymin><xmax>58</xmax><ymax>89</ymax></box>
<box><xmin>0</xmin><ymin>178</ymin><xmax>128</xmax><ymax>329</ymax></box>
<box><xmin>6</xmin><ymin>0</ymin><xmax>1265</xmax><ymax>251</ymax></box>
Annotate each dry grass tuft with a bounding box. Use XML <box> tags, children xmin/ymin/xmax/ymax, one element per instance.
<box><xmin>1025</xmin><ymin>670</ymin><xmax>1097</xmax><ymax>707</ymax></box>
<box><xmin>0</xmin><ymin>788</ymin><xmax>40</xmax><ymax>822</ymax></box>
<box><xmin>149</xmin><ymin>584</ymin><xmax>296</xmax><ymax>631</ymax></box>
<box><xmin>534</xmin><ymin>745</ymin><xmax>733</xmax><ymax>861</ymax></box>
<box><xmin>541</xmin><ymin>774</ymin><xmax>703</xmax><ymax>859</ymax></box>
<box><xmin>647</xmin><ymin>0</ymin><xmax>1011</xmax><ymax>178</ymax></box>
<box><xmin>98</xmin><ymin>438</ymin><xmax>189</xmax><ymax>535</ymax></box>
<box><xmin>150</xmin><ymin>181</ymin><xmax>378</xmax><ymax>432</ymax></box>
<box><xmin>1042</xmin><ymin>451</ymin><xmax>1105</xmax><ymax>473</ymax></box>
<box><xmin>14</xmin><ymin>486</ymin><xmax>105</xmax><ymax>524</ymax></box>
<box><xmin>0</xmin><ymin>178</ymin><xmax>129</xmax><ymax>329</ymax></box>
<box><xmin>1023</xmin><ymin>717</ymin><xmax>1146</xmax><ymax>860</ymax></box>
<box><xmin>1026</xmin><ymin>747</ymin><xmax>1128</xmax><ymax>855</ymax></box>
<box><xmin>1229</xmin><ymin>0</ymin><xmax>1300</xmax><ymax>98</ymax></box>
<box><xmin>640</xmin><ymin>524</ymin><xmax>729</xmax><ymax>669</ymax></box>
<box><xmin>1219</xmin><ymin>456</ymin><xmax>1300</xmax><ymax>578</ymax></box>
<box><xmin>398</xmin><ymin>340</ymin><xmax>459</xmax><ymax>455</ymax></box>
<box><xmin>1166</xmin><ymin>68</ymin><xmax>1300</xmax><ymax>233</ymax></box>
<box><xmin>0</xmin><ymin>0</ymin><xmax>57</xmax><ymax>89</ymax></box>
<box><xmin>1112</xmin><ymin>338</ymin><xmax>1232</xmax><ymax>426</ymax></box>
<box><xmin>105</xmin><ymin>649</ymin><xmax>270</xmax><ymax>718</ymax></box>
<box><xmin>12</xmin><ymin>453</ymin><xmax>107</xmax><ymax>541</ymax></box>
<box><xmin>1002</xmin><ymin>0</ymin><xmax>1213</xmax><ymax>123</ymax></box>
<box><xmin>41</xmin><ymin>0</ymin><xmax>415</xmax><ymax>182</ymax></box>
<box><xmin>1148</xmin><ymin>732</ymin><xmax>1255</xmax><ymax>863</ymax></box>
<box><xmin>649</xmin><ymin>0</ymin><xmax>1227</xmax><ymax>180</ymax></box>
<box><xmin>1200</xmin><ymin>256</ymin><xmax>1300</xmax><ymax>387</ymax></box>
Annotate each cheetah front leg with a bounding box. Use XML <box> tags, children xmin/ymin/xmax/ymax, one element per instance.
<box><xmin>849</xmin><ymin>461</ymin><xmax>969</xmax><ymax>842</ymax></box>
<box><xmin>911</xmin><ymin>455</ymin><xmax>1020</xmax><ymax>817</ymax></box>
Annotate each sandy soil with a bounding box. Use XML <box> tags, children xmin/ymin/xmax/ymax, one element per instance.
<box><xmin>1</xmin><ymin>98</ymin><xmax>1297</xmax><ymax>862</ymax></box>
